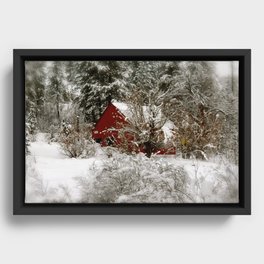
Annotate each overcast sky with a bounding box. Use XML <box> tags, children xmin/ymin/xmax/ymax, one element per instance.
<box><xmin>214</xmin><ymin>61</ymin><xmax>239</xmax><ymax>77</ymax></box>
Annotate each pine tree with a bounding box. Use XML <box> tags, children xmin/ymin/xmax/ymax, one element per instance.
<box><xmin>73</xmin><ymin>61</ymin><xmax>124</xmax><ymax>123</ymax></box>
<box><xmin>47</xmin><ymin>62</ymin><xmax>65</xmax><ymax>124</ymax></box>
<box><xmin>25</xmin><ymin>61</ymin><xmax>46</xmax><ymax>131</ymax></box>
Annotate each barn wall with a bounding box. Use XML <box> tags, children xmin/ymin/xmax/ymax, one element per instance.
<box><xmin>92</xmin><ymin>103</ymin><xmax>176</xmax><ymax>154</ymax></box>
<box><xmin>92</xmin><ymin>103</ymin><xmax>127</xmax><ymax>144</ymax></box>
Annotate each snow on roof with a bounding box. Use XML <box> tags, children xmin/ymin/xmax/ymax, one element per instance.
<box><xmin>162</xmin><ymin>120</ymin><xmax>175</xmax><ymax>143</ymax></box>
<box><xmin>112</xmin><ymin>101</ymin><xmax>131</xmax><ymax>119</ymax></box>
<box><xmin>112</xmin><ymin>100</ymin><xmax>175</xmax><ymax>141</ymax></box>
<box><xmin>112</xmin><ymin>100</ymin><xmax>162</xmax><ymax>121</ymax></box>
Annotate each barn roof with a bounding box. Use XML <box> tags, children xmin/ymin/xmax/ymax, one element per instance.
<box><xmin>112</xmin><ymin>100</ymin><xmax>175</xmax><ymax>143</ymax></box>
<box><xmin>111</xmin><ymin>101</ymin><xmax>131</xmax><ymax>120</ymax></box>
<box><xmin>112</xmin><ymin>100</ymin><xmax>163</xmax><ymax>121</ymax></box>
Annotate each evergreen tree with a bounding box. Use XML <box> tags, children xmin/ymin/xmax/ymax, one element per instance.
<box><xmin>25</xmin><ymin>61</ymin><xmax>46</xmax><ymax>131</ymax></box>
<box><xmin>73</xmin><ymin>61</ymin><xmax>124</xmax><ymax>123</ymax></box>
<box><xmin>65</xmin><ymin>61</ymin><xmax>76</xmax><ymax>84</ymax></box>
<box><xmin>46</xmin><ymin>61</ymin><xmax>65</xmax><ymax>124</ymax></box>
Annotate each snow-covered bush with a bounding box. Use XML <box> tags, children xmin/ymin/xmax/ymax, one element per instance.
<box><xmin>208</xmin><ymin>157</ymin><xmax>238</xmax><ymax>203</ymax></box>
<box><xmin>185</xmin><ymin>156</ymin><xmax>239</xmax><ymax>203</ymax></box>
<box><xmin>76</xmin><ymin>152</ymin><xmax>193</xmax><ymax>203</ymax></box>
<box><xmin>59</xmin><ymin>131</ymin><xmax>86</xmax><ymax>158</ymax></box>
<box><xmin>58</xmin><ymin>123</ymin><xmax>96</xmax><ymax>158</ymax></box>
<box><xmin>25</xmin><ymin>109</ymin><xmax>38</xmax><ymax>152</ymax></box>
<box><xmin>103</xmin><ymin>146</ymin><xmax>121</xmax><ymax>158</ymax></box>
<box><xmin>48</xmin><ymin>124</ymin><xmax>60</xmax><ymax>142</ymax></box>
<box><xmin>117</xmin><ymin>159</ymin><xmax>193</xmax><ymax>203</ymax></box>
<box><xmin>25</xmin><ymin>122</ymin><xmax>31</xmax><ymax>154</ymax></box>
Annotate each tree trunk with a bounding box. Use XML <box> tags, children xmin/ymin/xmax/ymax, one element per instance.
<box><xmin>56</xmin><ymin>85</ymin><xmax>60</xmax><ymax>123</ymax></box>
<box><xmin>76</xmin><ymin>115</ymin><xmax>80</xmax><ymax>133</ymax></box>
<box><xmin>144</xmin><ymin>141</ymin><xmax>152</xmax><ymax>158</ymax></box>
<box><xmin>56</xmin><ymin>101</ymin><xmax>60</xmax><ymax>123</ymax></box>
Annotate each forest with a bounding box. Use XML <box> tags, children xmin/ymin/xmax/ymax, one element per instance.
<box><xmin>25</xmin><ymin>60</ymin><xmax>239</xmax><ymax>203</ymax></box>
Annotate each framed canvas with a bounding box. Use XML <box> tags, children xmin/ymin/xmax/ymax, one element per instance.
<box><xmin>13</xmin><ymin>49</ymin><xmax>251</xmax><ymax>215</ymax></box>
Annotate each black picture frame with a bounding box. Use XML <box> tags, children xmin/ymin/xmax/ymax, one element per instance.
<box><xmin>13</xmin><ymin>49</ymin><xmax>251</xmax><ymax>215</ymax></box>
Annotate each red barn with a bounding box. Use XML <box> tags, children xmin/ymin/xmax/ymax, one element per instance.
<box><xmin>92</xmin><ymin>101</ymin><xmax>176</xmax><ymax>155</ymax></box>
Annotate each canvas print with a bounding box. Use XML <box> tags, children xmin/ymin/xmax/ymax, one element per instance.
<box><xmin>25</xmin><ymin>60</ymin><xmax>239</xmax><ymax>203</ymax></box>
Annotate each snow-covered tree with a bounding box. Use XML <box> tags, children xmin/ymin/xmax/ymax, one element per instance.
<box><xmin>25</xmin><ymin>61</ymin><xmax>46</xmax><ymax>130</ymax></box>
<box><xmin>25</xmin><ymin>108</ymin><xmax>37</xmax><ymax>153</ymax></box>
<box><xmin>158</xmin><ymin>61</ymin><xmax>226</xmax><ymax>159</ymax></box>
<box><xmin>119</xmin><ymin>62</ymin><xmax>177</xmax><ymax>158</ymax></box>
<box><xmin>46</xmin><ymin>62</ymin><xmax>67</xmax><ymax>124</ymax></box>
<box><xmin>73</xmin><ymin>61</ymin><xmax>125</xmax><ymax>123</ymax></box>
<box><xmin>218</xmin><ymin>71</ymin><xmax>239</xmax><ymax>163</ymax></box>
<box><xmin>24</xmin><ymin>60</ymin><xmax>238</xmax><ymax>162</ymax></box>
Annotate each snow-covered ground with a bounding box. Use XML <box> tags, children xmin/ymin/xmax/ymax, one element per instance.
<box><xmin>25</xmin><ymin>133</ymin><xmax>238</xmax><ymax>203</ymax></box>
<box><xmin>26</xmin><ymin>133</ymin><xmax>103</xmax><ymax>202</ymax></box>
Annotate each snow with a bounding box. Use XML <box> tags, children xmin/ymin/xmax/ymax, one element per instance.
<box><xmin>161</xmin><ymin>120</ymin><xmax>175</xmax><ymax>143</ymax></box>
<box><xmin>30</xmin><ymin>134</ymin><xmax>64</xmax><ymax>159</ymax></box>
<box><xmin>26</xmin><ymin>133</ymin><xmax>238</xmax><ymax>204</ymax></box>
<box><xmin>112</xmin><ymin>100</ymin><xmax>162</xmax><ymax>120</ymax></box>
<box><xmin>26</xmin><ymin>133</ymin><xmax>101</xmax><ymax>202</ymax></box>
<box><xmin>155</xmin><ymin>156</ymin><xmax>238</xmax><ymax>202</ymax></box>
<box><xmin>112</xmin><ymin>100</ymin><xmax>175</xmax><ymax>141</ymax></box>
<box><xmin>112</xmin><ymin>101</ymin><xmax>131</xmax><ymax>119</ymax></box>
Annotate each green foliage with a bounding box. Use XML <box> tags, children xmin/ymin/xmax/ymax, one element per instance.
<box><xmin>72</xmin><ymin>61</ymin><xmax>125</xmax><ymax>123</ymax></box>
<box><xmin>25</xmin><ymin>61</ymin><xmax>46</xmax><ymax>130</ymax></box>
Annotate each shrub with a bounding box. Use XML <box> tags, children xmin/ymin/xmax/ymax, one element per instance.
<box><xmin>58</xmin><ymin>124</ymin><xmax>96</xmax><ymax>158</ymax></box>
<box><xmin>75</xmin><ymin>152</ymin><xmax>193</xmax><ymax>203</ymax></box>
<box><xmin>59</xmin><ymin>131</ymin><xmax>86</xmax><ymax>158</ymax></box>
<box><xmin>186</xmin><ymin>156</ymin><xmax>239</xmax><ymax>203</ymax></box>
<box><xmin>211</xmin><ymin>159</ymin><xmax>238</xmax><ymax>203</ymax></box>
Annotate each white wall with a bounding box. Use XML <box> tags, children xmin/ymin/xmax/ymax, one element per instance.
<box><xmin>0</xmin><ymin>1</ymin><xmax>261</xmax><ymax>263</ymax></box>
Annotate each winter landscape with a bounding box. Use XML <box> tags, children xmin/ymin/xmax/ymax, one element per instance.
<box><xmin>25</xmin><ymin>60</ymin><xmax>239</xmax><ymax>203</ymax></box>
